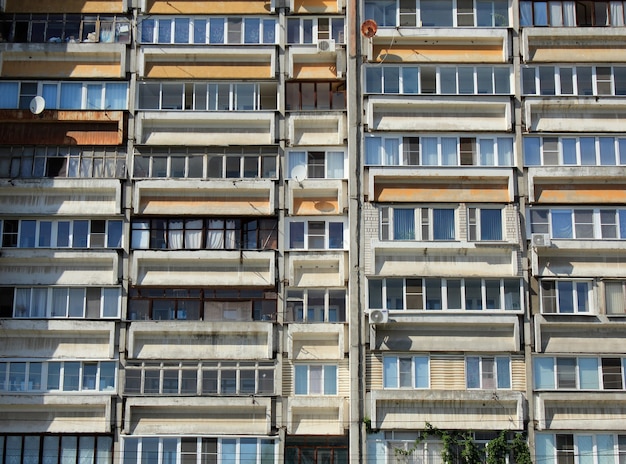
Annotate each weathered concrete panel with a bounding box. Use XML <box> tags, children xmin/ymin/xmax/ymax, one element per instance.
<box><xmin>374</xmin><ymin>181</ymin><xmax>510</xmax><ymax>203</ymax></box>
<box><xmin>4</xmin><ymin>0</ymin><xmax>125</xmax><ymax>13</ymax></box>
<box><xmin>145</xmin><ymin>0</ymin><xmax>270</xmax><ymax>14</ymax></box>
<box><xmin>144</xmin><ymin>63</ymin><xmax>272</xmax><ymax>80</ymax></box>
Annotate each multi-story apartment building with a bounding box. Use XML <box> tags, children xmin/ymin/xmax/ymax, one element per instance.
<box><xmin>0</xmin><ymin>0</ymin><xmax>625</xmax><ymax>463</ymax></box>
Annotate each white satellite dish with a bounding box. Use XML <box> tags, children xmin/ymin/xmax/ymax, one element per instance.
<box><xmin>29</xmin><ymin>96</ymin><xmax>46</xmax><ymax>115</ymax></box>
<box><xmin>291</xmin><ymin>165</ymin><xmax>307</xmax><ymax>182</ymax></box>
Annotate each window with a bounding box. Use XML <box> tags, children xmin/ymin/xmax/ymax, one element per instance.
<box><xmin>140</xmin><ymin>16</ymin><xmax>276</xmax><ymax>44</ymax></box>
<box><xmin>541</xmin><ymin>280</ymin><xmax>591</xmax><ymax>314</ymax></box>
<box><xmin>521</xmin><ymin>1</ymin><xmax>626</xmax><ymax>26</ymax></box>
<box><xmin>123</xmin><ymin>437</ymin><xmax>276</xmax><ymax>464</ymax></box>
<box><xmin>294</xmin><ymin>364</ymin><xmax>337</xmax><ymax>395</ymax></box>
<box><xmin>368</xmin><ymin>277</ymin><xmax>522</xmax><ymax>311</ymax></box>
<box><xmin>522</xmin><ymin>65</ymin><xmax>626</xmax><ymax>96</ymax></box>
<box><xmin>131</xmin><ymin>217</ymin><xmax>277</xmax><ymax>251</ymax></box>
<box><xmin>364</xmin><ymin>0</ymin><xmax>509</xmax><ymax>27</ymax></box>
<box><xmin>365</xmin><ymin>135</ymin><xmax>513</xmax><ymax>166</ymax></box>
<box><xmin>285</xmin><ymin>288</ymin><xmax>346</xmax><ymax>322</ymax></box>
<box><xmin>133</xmin><ymin>147</ymin><xmax>277</xmax><ymax>179</ymax></box>
<box><xmin>288</xmin><ymin>219</ymin><xmax>345</xmax><ymax>250</ymax></box>
<box><xmin>285</xmin><ymin>437</ymin><xmax>348</xmax><ymax>464</ymax></box>
<box><xmin>365</xmin><ymin>65</ymin><xmax>511</xmax><ymax>95</ymax></box>
<box><xmin>285</xmin><ymin>82</ymin><xmax>346</xmax><ymax>111</ymax></box>
<box><xmin>288</xmin><ymin>150</ymin><xmax>346</xmax><ymax>179</ymax></box>
<box><xmin>0</xmin><ymin>81</ymin><xmax>128</xmax><ymax>110</ymax></box>
<box><xmin>287</xmin><ymin>17</ymin><xmax>345</xmax><ymax>43</ymax></box>
<box><xmin>536</xmin><ymin>434</ymin><xmax>626</xmax><ymax>464</ymax></box>
<box><xmin>128</xmin><ymin>287</ymin><xmax>277</xmax><ymax>322</ymax></box>
<box><xmin>2</xmin><ymin>287</ymin><xmax>119</xmax><ymax>319</ymax></box>
<box><xmin>137</xmin><ymin>82</ymin><xmax>276</xmax><ymax>111</ymax></box>
<box><xmin>383</xmin><ymin>356</ymin><xmax>429</xmax><ymax>388</ymax></box>
<box><xmin>466</xmin><ymin>356</ymin><xmax>511</xmax><ymax>389</ymax></box>
<box><xmin>124</xmin><ymin>361</ymin><xmax>274</xmax><ymax>396</ymax></box>
<box><xmin>0</xmin><ymin>435</ymin><xmax>112</xmax><ymax>464</ymax></box>
<box><xmin>524</xmin><ymin>136</ymin><xmax>626</xmax><ymax>166</ymax></box>
<box><xmin>0</xmin><ymin>146</ymin><xmax>126</xmax><ymax>179</ymax></box>
<box><xmin>605</xmin><ymin>280</ymin><xmax>626</xmax><ymax>315</ymax></box>
<box><xmin>0</xmin><ymin>360</ymin><xmax>116</xmax><ymax>392</ymax></box>
<box><xmin>1</xmin><ymin>219</ymin><xmax>122</xmax><ymax>249</ymax></box>
<box><xmin>467</xmin><ymin>208</ymin><xmax>503</xmax><ymax>241</ymax></box>
<box><xmin>534</xmin><ymin>357</ymin><xmax>626</xmax><ymax>390</ymax></box>
<box><xmin>530</xmin><ymin>208</ymin><xmax>626</xmax><ymax>239</ymax></box>
<box><xmin>380</xmin><ymin>206</ymin><xmax>456</xmax><ymax>241</ymax></box>
<box><xmin>0</xmin><ymin>13</ymin><xmax>130</xmax><ymax>43</ymax></box>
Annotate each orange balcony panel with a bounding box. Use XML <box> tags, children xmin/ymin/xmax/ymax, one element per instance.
<box><xmin>4</xmin><ymin>0</ymin><xmax>125</xmax><ymax>13</ymax></box>
<box><xmin>535</xmin><ymin>184</ymin><xmax>626</xmax><ymax>204</ymax></box>
<box><xmin>0</xmin><ymin>110</ymin><xmax>125</xmax><ymax>146</ymax></box>
<box><xmin>374</xmin><ymin>181</ymin><xmax>510</xmax><ymax>203</ymax></box>
<box><xmin>372</xmin><ymin>43</ymin><xmax>503</xmax><ymax>63</ymax></box>
<box><xmin>145</xmin><ymin>0</ymin><xmax>270</xmax><ymax>14</ymax></box>
<box><xmin>145</xmin><ymin>62</ymin><xmax>272</xmax><ymax>80</ymax></box>
<box><xmin>292</xmin><ymin>197</ymin><xmax>339</xmax><ymax>215</ymax></box>
<box><xmin>293</xmin><ymin>62</ymin><xmax>338</xmax><ymax>79</ymax></box>
<box><xmin>2</xmin><ymin>61</ymin><xmax>121</xmax><ymax>79</ymax></box>
<box><xmin>294</xmin><ymin>0</ymin><xmax>340</xmax><ymax>14</ymax></box>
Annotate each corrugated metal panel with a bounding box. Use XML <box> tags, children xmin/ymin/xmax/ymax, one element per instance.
<box><xmin>430</xmin><ymin>356</ymin><xmax>465</xmax><ymax>390</ymax></box>
<box><xmin>282</xmin><ymin>361</ymin><xmax>293</xmax><ymax>397</ymax></box>
<box><xmin>337</xmin><ymin>358</ymin><xmax>350</xmax><ymax>396</ymax></box>
<box><xmin>367</xmin><ymin>353</ymin><xmax>383</xmax><ymax>391</ymax></box>
<box><xmin>511</xmin><ymin>357</ymin><xmax>526</xmax><ymax>390</ymax></box>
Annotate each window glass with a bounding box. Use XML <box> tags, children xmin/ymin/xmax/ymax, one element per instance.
<box><xmin>421</xmin><ymin>0</ymin><xmax>453</xmax><ymax>26</ymax></box>
<box><xmin>534</xmin><ymin>357</ymin><xmax>555</xmax><ymax>389</ymax></box>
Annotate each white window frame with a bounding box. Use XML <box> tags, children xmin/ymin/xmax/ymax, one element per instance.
<box><xmin>286</xmin><ymin>16</ymin><xmax>346</xmax><ymax>44</ymax></box>
<box><xmin>383</xmin><ymin>355</ymin><xmax>430</xmax><ymax>389</ymax></box>
<box><xmin>530</xmin><ymin>208</ymin><xmax>626</xmax><ymax>240</ymax></box>
<box><xmin>294</xmin><ymin>364</ymin><xmax>338</xmax><ymax>395</ymax></box>
<box><xmin>540</xmin><ymin>280</ymin><xmax>593</xmax><ymax>314</ymax></box>
<box><xmin>287</xmin><ymin>149</ymin><xmax>347</xmax><ymax>179</ymax></box>
<box><xmin>287</xmin><ymin>218</ymin><xmax>347</xmax><ymax>250</ymax></box>
<box><xmin>368</xmin><ymin>277</ymin><xmax>523</xmax><ymax>312</ymax></box>
<box><xmin>522</xmin><ymin>65</ymin><xmax>626</xmax><ymax>96</ymax></box>
<box><xmin>11</xmin><ymin>287</ymin><xmax>120</xmax><ymax>319</ymax></box>
<box><xmin>285</xmin><ymin>288</ymin><xmax>347</xmax><ymax>323</ymax></box>
<box><xmin>467</xmin><ymin>206</ymin><xmax>504</xmax><ymax>241</ymax></box>
<box><xmin>465</xmin><ymin>356</ymin><xmax>511</xmax><ymax>389</ymax></box>
<box><xmin>0</xmin><ymin>360</ymin><xmax>117</xmax><ymax>393</ymax></box>
<box><xmin>523</xmin><ymin>135</ymin><xmax>626</xmax><ymax>167</ymax></box>
<box><xmin>379</xmin><ymin>205</ymin><xmax>457</xmax><ymax>241</ymax></box>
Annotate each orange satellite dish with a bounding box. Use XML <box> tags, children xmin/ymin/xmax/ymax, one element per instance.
<box><xmin>361</xmin><ymin>19</ymin><xmax>378</xmax><ymax>38</ymax></box>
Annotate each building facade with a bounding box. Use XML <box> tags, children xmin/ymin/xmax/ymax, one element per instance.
<box><xmin>0</xmin><ymin>0</ymin><xmax>625</xmax><ymax>463</ymax></box>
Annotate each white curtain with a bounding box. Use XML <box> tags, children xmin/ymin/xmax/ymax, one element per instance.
<box><xmin>32</xmin><ymin>288</ymin><xmax>48</xmax><ymax>318</ymax></box>
<box><xmin>520</xmin><ymin>2</ymin><xmax>533</xmax><ymax>25</ymax></box>
<box><xmin>549</xmin><ymin>2</ymin><xmax>563</xmax><ymax>25</ymax></box>
<box><xmin>15</xmin><ymin>289</ymin><xmax>31</xmax><ymax>317</ymax></box>
<box><xmin>52</xmin><ymin>288</ymin><xmax>68</xmax><ymax>317</ymax></box>
<box><xmin>168</xmin><ymin>221</ymin><xmax>183</xmax><ymax>249</ymax></box>
<box><xmin>563</xmin><ymin>1</ymin><xmax>576</xmax><ymax>25</ymax></box>
<box><xmin>440</xmin><ymin>137</ymin><xmax>457</xmax><ymax>165</ymax></box>
<box><xmin>289</xmin><ymin>151</ymin><xmax>306</xmax><ymax>178</ymax></box>
<box><xmin>605</xmin><ymin>282</ymin><xmax>625</xmax><ymax>314</ymax></box>
<box><xmin>225</xmin><ymin>220</ymin><xmax>237</xmax><ymax>249</ymax></box>
<box><xmin>207</xmin><ymin>220</ymin><xmax>224</xmax><ymax>249</ymax></box>
<box><xmin>61</xmin><ymin>437</ymin><xmax>78</xmax><ymax>464</ymax></box>
<box><xmin>480</xmin><ymin>139</ymin><xmax>495</xmax><ymax>166</ymax></box>
<box><xmin>327</xmin><ymin>152</ymin><xmax>344</xmax><ymax>178</ymax></box>
<box><xmin>104</xmin><ymin>83</ymin><xmax>128</xmax><ymax>110</ymax></box>
<box><xmin>422</xmin><ymin>137</ymin><xmax>438</xmax><ymax>165</ymax></box>
<box><xmin>185</xmin><ymin>219</ymin><xmax>203</xmax><ymax>248</ymax></box>
<box><xmin>611</xmin><ymin>1</ymin><xmax>625</xmax><ymax>25</ymax></box>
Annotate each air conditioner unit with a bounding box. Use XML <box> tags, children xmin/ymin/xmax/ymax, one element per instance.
<box><xmin>368</xmin><ymin>309</ymin><xmax>388</xmax><ymax>324</ymax></box>
<box><xmin>531</xmin><ymin>233</ymin><xmax>551</xmax><ymax>248</ymax></box>
<box><xmin>317</xmin><ymin>39</ymin><xmax>336</xmax><ymax>53</ymax></box>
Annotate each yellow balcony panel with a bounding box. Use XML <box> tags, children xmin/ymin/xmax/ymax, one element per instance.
<box><xmin>536</xmin><ymin>394</ymin><xmax>626</xmax><ymax>431</ymax></box>
<box><xmin>373</xmin><ymin>179</ymin><xmax>511</xmax><ymax>203</ymax></box>
<box><xmin>0</xmin><ymin>319</ymin><xmax>116</xmax><ymax>359</ymax></box>
<box><xmin>139</xmin><ymin>47</ymin><xmax>276</xmax><ymax>79</ymax></box>
<box><xmin>131</xmin><ymin>250</ymin><xmax>276</xmax><ymax>287</ymax></box>
<box><xmin>144</xmin><ymin>0</ymin><xmax>270</xmax><ymax>15</ymax></box>
<box><xmin>370</xmin><ymin>390</ymin><xmax>524</xmax><ymax>431</ymax></box>
<box><xmin>367</xmin><ymin>96</ymin><xmax>511</xmax><ymax>132</ymax></box>
<box><xmin>134</xmin><ymin>179</ymin><xmax>274</xmax><ymax>215</ymax></box>
<box><xmin>293</xmin><ymin>61</ymin><xmax>338</xmax><ymax>80</ymax></box>
<box><xmin>0</xmin><ymin>178</ymin><xmax>121</xmax><ymax>216</ymax></box>
<box><xmin>535</xmin><ymin>184</ymin><xmax>626</xmax><ymax>204</ymax></box>
<box><xmin>524</xmin><ymin>98</ymin><xmax>626</xmax><ymax>133</ymax></box>
<box><xmin>4</xmin><ymin>0</ymin><xmax>125</xmax><ymax>13</ymax></box>
<box><xmin>522</xmin><ymin>28</ymin><xmax>626</xmax><ymax>63</ymax></box>
<box><xmin>293</xmin><ymin>0</ymin><xmax>340</xmax><ymax>14</ymax></box>
<box><xmin>125</xmin><ymin>397</ymin><xmax>272</xmax><ymax>435</ymax></box>
<box><xmin>127</xmin><ymin>321</ymin><xmax>273</xmax><ymax>360</ymax></box>
<box><xmin>368</xmin><ymin>29</ymin><xmax>509</xmax><ymax>64</ymax></box>
<box><xmin>288</xmin><ymin>179</ymin><xmax>347</xmax><ymax>215</ymax></box>
<box><xmin>0</xmin><ymin>397</ymin><xmax>112</xmax><ymax>434</ymax></box>
<box><xmin>0</xmin><ymin>250</ymin><xmax>119</xmax><ymax>287</ymax></box>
